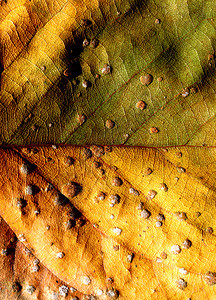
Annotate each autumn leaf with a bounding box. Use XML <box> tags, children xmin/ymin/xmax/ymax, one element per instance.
<box><xmin>1</xmin><ymin>1</ymin><xmax>216</xmax><ymax>299</ymax></box>
<box><xmin>0</xmin><ymin>146</ymin><xmax>215</xmax><ymax>299</ymax></box>
<box><xmin>0</xmin><ymin>0</ymin><xmax>216</xmax><ymax>146</ymax></box>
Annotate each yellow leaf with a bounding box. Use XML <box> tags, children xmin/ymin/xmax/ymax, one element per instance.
<box><xmin>0</xmin><ymin>146</ymin><xmax>215</xmax><ymax>299</ymax></box>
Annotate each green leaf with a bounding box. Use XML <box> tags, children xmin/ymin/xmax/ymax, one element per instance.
<box><xmin>0</xmin><ymin>0</ymin><xmax>216</xmax><ymax>146</ymax></box>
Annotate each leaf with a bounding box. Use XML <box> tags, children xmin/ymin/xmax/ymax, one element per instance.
<box><xmin>0</xmin><ymin>0</ymin><xmax>216</xmax><ymax>146</ymax></box>
<box><xmin>0</xmin><ymin>146</ymin><xmax>216</xmax><ymax>299</ymax></box>
<box><xmin>0</xmin><ymin>217</ymin><xmax>85</xmax><ymax>299</ymax></box>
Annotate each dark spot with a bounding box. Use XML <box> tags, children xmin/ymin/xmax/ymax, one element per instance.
<box><xmin>90</xmin><ymin>39</ymin><xmax>99</xmax><ymax>48</ymax></box>
<box><xmin>206</xmin><ymin>227</ymin><xmax>214</xmax><ymax>234</ymax></box>
<box><xmin>182</xmin><ymin>238</ymin><xmax>192</xmax><ymax>249</ymax></box>
<box><xmin>90</xmin><ymin>145</ymin><xmax>105</xmax><ymax>158</ymax></box>
<box><xmin>93</xmin><ymin>161</ymin><xmax>101</xmax><ymax>168</ymax></box>
<box><xmin>53</xmin><ymin>192</ymin><xmax>69</xmax><ymax>206</ymax></box>
<box><xmin>66</xmin><ymin>219</ymin><xmax>76</xmax><ymax>229</ymax></box>
<box><xmin>16</xmin><ymin>198</ymin><xmax>27</xmax><ymax>209</ymax></box>
<box><xmin>62</xmin><ymin>182</ymin><xmax>82</xmax><ymax>198</ymax></box>
<box><xmin>203</xmin><ymin>271</ymin><xmax>216</xmax><ymax>285</ymax></box>
<box><xmin>81</xmin><ymin>19</ymin><xmax>92</xmax><ymax>27</ymax></box>
<box><xmin>105</xmin><ymin>146</ymin><xmax>112</xmax><ymax>153</ymax></box>
<box><xmin>12</xmin><ymin>282</ymin><xmax>22</xmax><ymax>293</ymax></box>
<box><xmin>68</xmin><ymin>206</ymin><xmax>82</xmax><ymax>219</ymax></box>
<box><xmin>112</xmin><ymin>177</ymin><xmax>123</xmax><ymax>186</ymax></box>
<box><xmin>64</xmin><ymin>156</ymin><xmax>74</xmax><ymax>166</ymax></box>
<box><xmin>83</xmin><ymin>148</ymin><xmax>92</xmax><ymax>159</ymax></box>
<box><xmin>176</xmin><ymin>278</ymin><xmax>187</xmax><ymax>290</ymax></box>
<box><xmin>143</xmin><ymin>168</ymin><xmax>152</xmax><ymax>175</ymax></box>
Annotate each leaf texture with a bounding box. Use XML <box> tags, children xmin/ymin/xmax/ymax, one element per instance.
<box><xmin>0</xmin><ymin>0</ymin><xmax>216</xmax><ymax>146</ymax></box>
<box><xmin>0</xmin><ymin>146</ymin><xmax>216</xmax><ymax>299</ymax></box>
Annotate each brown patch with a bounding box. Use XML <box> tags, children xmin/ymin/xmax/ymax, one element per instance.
<box><xmin>106</xmin><ymin>119</ymin><xmax>115</xmax><ymax>129</ymax></box>
<box><xmin>140</xmin><ymin>74</ymin><xmax>153</xmax><ymax>86</ymax></box>
<box><xmin>136</xmin><ymin>100</ymin><xmax>146</xmax><ymax>110</ymax></box>
<box><xmin>149</xmin><ymin>127</ymin><xmax>159</xmax><ymax>134</ymax></box>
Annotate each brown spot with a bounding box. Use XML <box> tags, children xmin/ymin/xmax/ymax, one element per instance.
<box><xmin>160</xmin><ymin>251</ymin><xmax>167</xmax><ymax>259</ymax></box>
<box><xmin>171</xmin><ymin>245</ymin><xmax>181</xmax><ymax>254</ymax></box>
<box><xmin>96</xmin><ymin>192</ymin><xmax>106</xmax><ymax>201</ymax></box>
<box><xmin>62</xmin><ymin>182</ymin><xmax>82</xmax><ymax>198</ymax></box>
<box><xmin>109</xmin><ymin>194</ymin><xmax>120</xmax><ymax>205</ymax></box>
<box><xmin>176</xmin><ymin>166</ymin><xmax>186</xmax><ymax>173</ymax></box>
<box><xmin>12</xmin><ymin>282</ymin><xmax>22</xmax><ymax>293</ymax></box>
<box><xmin>105</xmin><ymin>146</ymin><xmax>112</xmax><ymax>153</ymax></box>
<box><xmin>16</xmin><ymin>198</ymin><xmax>27</xmax><ymax>209</ymax></box>
<box><xmin>190</xmin><ymin>87</ymin><xmax>197</xmax><ymax>94</ymax></box>
<box><xmin>101</xmin><ymin>64</ymin><xmax>111</xmax><ymax>74</ymax></box>
<box><xmin>143</xmin><ymin>168</ymin><xmax>153</xmax><ymax>175</ymax></box>
<box><xmin>81</xmin><ymin>19</ymin><xmax>89</xmax><ymax>26</ymax></box>
<box><xmin>106</xmin><ymin>119</ymin><xmax>115</xmax><ymax>129</ymax></box>
<box><xmin>53</xmin><ymin>192</ymin><xmax>67</xmax><ymax>206</ymax></box>
<box><xmin>175</xmin><ymin>212</ymin><xmax>187</xmax><ymax>221</ymax></box>
<box><xmin>83</xmin><ymin>38</ymin><xmax>89</xmax><ymax>47</ymax></box>
<box><xmin>65</xmin><ymin>219</ymin><xmax>76</xmax><ymax>229</ymax></box>
<box><xmin>159</xmin><ymin>183</ymin><xmax>168</xmax><ymax>192</ymax></box>
<box><xmin>78</xmin><ymin>114</ymin><xmax>86</xmax><ymax>125</ymax></box>
<box><xmin>157</xmin><ymin>77</ymin><xmax>163</xmax><ymax>82</ymax></box>
<box><xmin>181</xmin><ymin>88</ymin><xmax>190</xmax><ymax>97</ymax></box>
<box><xmin>91</xmin><ymin>145</ymin><xmax>105</xmax><ymax>157</ymax></box>
<box><xmin>1</xmin><ymin>248</ymin><xmax>9</xmax><ymax>256</ymax></box>
<box><xmin>112</xmin><ymin>165</ymin><xmax>118</xmax><ymax>171</ymax></box>
<box><xmin>83</xmin><ymin>148</ymin><xmax>92</xmax><ymax>159</ymax></box>
<box><xmin>203</xmin><ymin>271</ymin><xmax>216</xmax><ymax>285</ymax></box>
<box><xmin>93</xmin><ymin>161</ymin><xmax>101</xmax><ymax>168</ymax></box>
<box><xmin>99</xmin><ymin>169</ymin><xmax>105</xmax><ymax>175</ymax></box>
<box><xmin>175</xmin><ymin>151</ymin><xmax>182</xmax><ymax>158</ymax></box>
<box><xmin>140</xmin><ymin>209</ymin><xmax>151</xmax><ymax>219</ymax></box>
<box><xmin>176</xmin><ymin>278</ymin><xmax>187</xmax><ymax>290</ymax></box>
<box><xmin>113</xmin><ymin>245</ymin><xmax>119</xmax><ymax>251</ymax></box>
<box><xmin>206</xmin><ymin>227</ymin><xmax>214</xmax><ymax>234</ymax></box>
<box><xmin>112</xmin><ymin>177</ymin><xmax>123</xmax><ymax>186</ymax></box>
<box><xmin>136</xmin><ymin>100</ymin><xmax>146</xmax><ymax>110</ymax></box>
<box><xmin>208</xmin><ymin>54</ymin><xmax>214</xmax><ymax>61</ymax></box>
<box><xmin>182</xmin><ymin>238</ymin><xmax>192</xmax><ymax>249</ymax></box>
<box><xmin>90</xmin><ymin>39</ymin><xmax>98</xmax><ymax>48</ymax></box>
<box><xmin>150</xmin><ymin>127</ymin><xmax>159</xmax><ymax>134</ymax></box>
<box><xmin>107</xmin><ymin>289</ymin><xmax>119</xmax><ymax>299</ymax></box>
<box><xmin>68</xmin><ymin>207</ymin><xmax>81</xmax><ymax>219</ymax></box>
<box><xmin>155</xmin><ymin>18</ymin><xmax>161</xmax><ymax>24</ymax></box>
<box><xmin>40</xmin><ymin>65</ymin><xmax>46</xmax><ymax>71</ymax></box>
<box><xmin>157</xmin><ymin>214</ymin><xmax>165</xmax><ymax>221</ymax></box>
<box><xmin>95</xmin><ymin>74</ymin><xmax>100</xmax><ymax>79</ymax></box>
<box><xmin>140</xmin><ymin>74</ymin><xmax>153</xmax><ymax>86</ymax></box>
<box><xmin>146</xmin><ymin>190</ymin><xmax>157</xmax><ymax>200</ymax></box>
<box><xmin>64</xmin><ymin>156</ymin><xmax>74</xmax><ymax>166</ymax></box>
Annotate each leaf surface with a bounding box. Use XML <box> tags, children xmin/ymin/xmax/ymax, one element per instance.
<box><xmin>0</xmin><ymin>146</ymin><xmax>216</xmax><ymax>299</ymax></box>
<box><xmin>0</xmin><ymin>0</ymin><xmax>216</xmax><ymax>146</ymax></box>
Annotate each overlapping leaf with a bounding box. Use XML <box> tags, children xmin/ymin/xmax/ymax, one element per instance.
<box><xmin>0</xmin><ymin>146</ymin><xmax>216</xmax><ymax>299</ymax></box>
